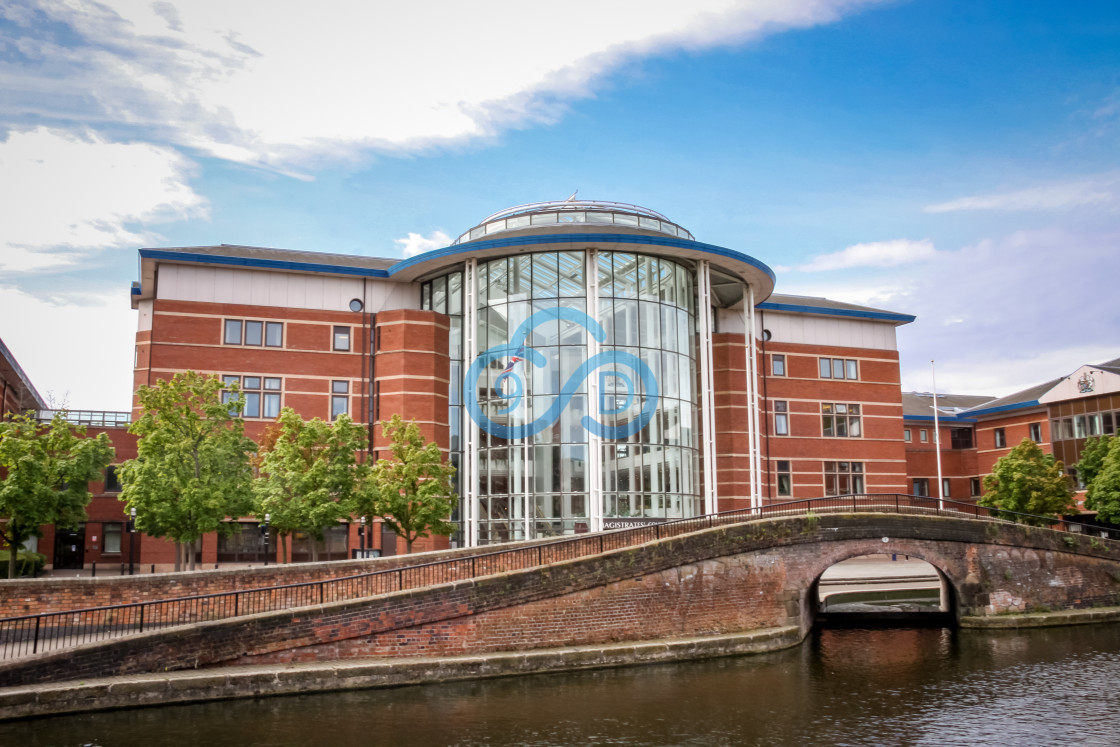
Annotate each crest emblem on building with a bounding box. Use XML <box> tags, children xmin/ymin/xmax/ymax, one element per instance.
<box><xmin>1078</xmin><ymin>371</ymin><xmax>1096</xmax><ymax>394</ymax></box>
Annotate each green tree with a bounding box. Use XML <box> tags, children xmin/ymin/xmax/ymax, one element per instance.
<box><xmin>0</xmin><ymin>413</ymin><xmax>114</xmax><ymax>578</ymax></box>
<box><xmin>1085</xmin><ymin>437</ymin><xmax>1120</xmax><ymax>524</ymax></box>
<box><xmin>119</xmin><ymin>371</ymin><xmax>256</xmax><ymax>571</ymax></box>
<box><xmin>980</xmin><ymin>438</ymin><xmax>1077</xmax><ymax>526</ymax></box>
<box><xmin>253</xmin><ymin>408</ymin><xmax>368</xmax><ymax>562</ymax></box>
<box><xmin>1076</xmin><ymin>435</ymin><xmax>1114</xmax><ymax>489</ymax></box>
<box><xmin>358</xmin><ymin>415</ymin><xmax>456</xmax><ymax>554</ymax></box>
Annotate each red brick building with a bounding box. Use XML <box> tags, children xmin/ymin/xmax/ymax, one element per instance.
<box><xmin>12</xmin><ymin>199</ymin><xmax>1111</xmax><ymax>572</ymax></box>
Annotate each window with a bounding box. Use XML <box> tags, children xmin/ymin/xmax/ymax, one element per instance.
<box><xmin>265</xmin><ymin>322</ymin><xmax>283</xmax><ymax>347</ymax></box>
<box><xmin>221</xmin><ymin>375</ymin><xmax>282</xmax><ymax>419</ymax></box>
<box><xmin>821</xmin><ymin>403</ymin><xmax>861</xmax><ymax>438</ymax></box>
<box><xmin>333</xmin><ymin>326</ymin><xmax>351</xmax><ymax>351</ymax></box>
<box><xmin>331</xmin><ymin>380</ymin><xmax>349</xmax><ymax>420</ymax></box>
<box><xmin>776</xmin><ymin>460</ymin><xmax>792</xmax><ymax>497</ymax></box>
<box><xmin>774</xmin><ymin>401</ymin><xmax>789</xmax><ymax>436</ymax></box>
<box><xmin>104</xmin><ymin>466</ymin><xmax>122</xmax><ymax>493</ymax></box>
<box><xmin>920</xmin><ymin>429</ymin><xmax>928</xmax><ymax>443</ymax></box>
<box><xmin>950</xmin><ymin>428</ymin><xmax>973</xmax><ymax>450</ymax></box>
<box><xmin>970</xmin><ymin>477</ymin><xmax>981</xmax><ymax>497</ymax></box>
<box><xmin>912</xmin><ymin>478</ymin><xmax>929</xmax><ymax>497</ymax></box>
<box><xmin>772</xmin><ymin>355</ymin><xmax>786</xmax><ymax>376</ymax></box>
<box><xmin>994</xmin><ymin>428</ymin><xmax>1007</xmax><ymax>448</ymax></box>
<box><xmin>102</xmin><ymin>523</ymin><xmax>122</xmax><ymax>554</ymax></box>
<box><xmin>824</xmin><ymin>462</ymin><xmax>864</xmax><ymax>496</ymax></box>
<box><xmin>942</xmin><ymin>478</ymin><xmax>951</xmax><ymax>498</ymax></box>
<box><xmin>1029</xmin><ymin>422</ymin><xmax>1042</xmax><ymax>443</ymax></box>
<box><xmin>1104</xmin><ymin>413</ymin><xmax>1115</xmax><ymax>436</ymax></box>
<box><xmin>904</xmin><ymin>428</ymin><xmax>912</xmax><ymax>443</ymax></box>
<box><xmin>225</xmin><ymin>319</ymin><xmax>283</xmax><ymax>347</ymax></box>
<box><xmin>818</xmin><ymin>358</ymin><xmax>858</xmax><ymax>380</ymax></box>
<box><xmin>223</xmin><ymin>319</ymin><xmax>242</xmax><ymax>345</ymax></box>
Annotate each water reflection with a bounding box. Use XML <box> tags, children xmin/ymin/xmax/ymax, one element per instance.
<box><xmin>6</xmin><ymin>625</ymin><xmax>1120</xmax><ymax>746</ymax></box>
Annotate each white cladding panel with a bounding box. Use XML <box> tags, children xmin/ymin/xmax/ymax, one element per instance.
<box><xmin>136</xmin><ymin>299</ymin><xmax>153</xmax><ymax>332</ymax></box>
<box><xmin>1039</xmin><ymin>365</ymin><xmax>1120</xmax><ymax>403</ymax></box>
<box><xmin>157</xmin><ymin>265</ymin><xmax>418</xmax><ymax>312</ymax></box>
<box><xmin>760</xmin><ymin>311</ymin><xmax>898</xmax><ymax>351</ymax></box>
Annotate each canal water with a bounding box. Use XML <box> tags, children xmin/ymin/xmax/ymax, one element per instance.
<box><xmin>5</xmin><ymin>624</ymin><xmax>1120</xmax><ymax>746</ymax></box>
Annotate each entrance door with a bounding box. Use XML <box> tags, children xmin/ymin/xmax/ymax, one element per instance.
<box><xmin>53</xmin><ymin>525</ymin><xmax>85</xmax><ymax>570</ymax></box>
<box><xmin>381</xmin><ymin>523</ymin><xmax>397</xmax><ymax>556</ymax></box>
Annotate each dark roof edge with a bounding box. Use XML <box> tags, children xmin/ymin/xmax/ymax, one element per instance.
<box><xmin>756</xmin><ymin>300</ymin><xmax>916</xmax><ymax>325</ymax></box>
<box><xmin>0</xmin><ymin>336</ymin><xmax>47</xmax><ymax>410</ymax></box>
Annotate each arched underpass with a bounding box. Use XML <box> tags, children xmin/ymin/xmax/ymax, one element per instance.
<box><xmin>813</xmin><ymin>553</ymin><xmax>956</xmax><ymax>628</ymax></box>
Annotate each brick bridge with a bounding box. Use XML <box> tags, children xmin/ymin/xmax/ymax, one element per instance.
<box><xmin>4</xmin><ymin>510</ymin><xmax>1120</xmax><ymax>687</ymax></box>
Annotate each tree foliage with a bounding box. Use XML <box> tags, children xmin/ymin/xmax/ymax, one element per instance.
<box><xmin>980</xmin><ymin>438</ymin><xmax>1077</xmax><ymax>525</ymax></box>
<box><xmin>0</xmin><ymin>413</ymin><xmax>114</xmax><ymax>578</ymax></box>
<box><xmin>1085</xmin><ymin>437</ymin><xmax>1120</xmax><ymax>525</ymax></box>
<box><xmin>358</xmin><ymin>415</ymin><xmax>456</xmax><ymax>553</ymax></box>
<box><xmin>119</xmin><ymin>371</ymin><xmax>256</xmax><ymax>570</ymax></box>
<box><xmin>253</xmin><ymin>408</ymin><xmax>368</xmax><ymax>562</ymax></box>
<box><xmin>1076</xmin><ymin>435</ymin><xmax>1114</xmax><ymax>489</ymax></box>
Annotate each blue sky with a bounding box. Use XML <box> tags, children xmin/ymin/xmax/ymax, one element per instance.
<box><xmin>1</xmin><ymin>0</ymin><xmax>1118</xmax><ymax>411</ymax></box>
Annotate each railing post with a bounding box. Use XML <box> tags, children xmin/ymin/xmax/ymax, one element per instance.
<box><xmin>235</xmin><ymin>593</ymin><xmax>239</xmax><ymax>618</ymax></box>
<box><xmin>319</xmin><ymin>582</ymin><xmax>324</xmax><ymax>605</ymax></box>
<box><xmin>139</xmin><ymin>605</ymin><xmax>145</xmax><ymax>634</ymax></box>
<box><xmin>895</xmin><ymin>493</ymin><xmax>899</xmax><ymax>513</ymax></box>
<box><xmin>33</xmin><ymin>615</ymin><xmax>40</xmax><ymax>654</ymax></box>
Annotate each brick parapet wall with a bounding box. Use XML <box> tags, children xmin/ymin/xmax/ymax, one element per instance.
<box><xmin>5</xmin><ymin>513</ymin><xmax>1120</xmax><ymax>687</ymax></box>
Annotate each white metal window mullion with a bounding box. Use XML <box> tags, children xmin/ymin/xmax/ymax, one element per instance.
<box><xmin>463</xmin><ymin>259</ymin><xmax>479</xmax><ymax>547</ymax></box>
<box><xmin>586</xmin><ymin>249</ymin><xmax>604</xmax><ymax>533</ymax></box>
<box><xmin>697</xmin><ymin>260</ymin><xmax>718</xmax><ymax>515</ymax></box>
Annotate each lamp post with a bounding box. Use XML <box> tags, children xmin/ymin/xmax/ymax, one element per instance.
<box><xmin>262</xmin><ymin>513</ymin><xmax>271</xmax><ymax>566</ymax></box>
<box><xmin>360</xmin><ymin>516</ymin><xmax>367</xmax><ymax>557</ymax></box>
<box><xmin>127</xmin><ymin>507</ymin><xmax>136</xmax><ymax>576</ymax></box>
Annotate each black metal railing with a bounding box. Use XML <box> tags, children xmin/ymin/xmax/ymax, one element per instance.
<box><xmin>1</xmin><ymin>494</ymin><xmax>1114</xmax><ymax>661</ymax></box>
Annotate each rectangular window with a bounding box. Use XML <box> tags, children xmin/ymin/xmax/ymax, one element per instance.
<box><xmin>1104</xmin><ymin>413</ymin><xmax>1115</xmax><ymax>436</ymax></box>
<box><xmin>821</xmin><ymin>403</ymin><xmax>861</xmax><ymax>438</ymax></box>
<box><xmin>331</xmin><ymin>380</ymin><xmax>349</xmax><ymax>420</ymax></box>
<box><xmin>913</xmin><ymin>478</ymin><xmax>930</xmax><ymax>497</ymax></box>
<box><xmin>994</xmin><ymin>428</ymin><xmax>1007</xmax><ymax>448</ymax></box>
<box><xmin>950</xmin><ymin>428</ymin><xmax>973</xmax><ymax>450</ymax></box>
<box><xmin>1089</xmin><ymin>414</ymin><xmax>1102</xmax><ymax>437</ymax></box>
<box><xmin>244</xmin><ymin>320</ymin><xmax>263</xmax><ymax>346</ymax></box>
<box><xmin>824</xmin><ymin>461</ymin><xmax>864</xmax><ymax>496</ymax></box>
<box><xmin>222</xmin><ymin>375</ymin><xmax>281</xmax><ymax>419</ymax></box>
<box><xmin>104</xmin><ymin>465</ymin><xmax>122</xmax><ymax>493</ymax></box>
<box><xmin>1029</xmin><ymin>422</ymin><xmax>1042</xmax><ymax>443</ymax></box>
<box><xmin>102</xmin><ymin>523</ymin><xmax>122</xmax><ymax>554</ymax></box>
<box><xmin>1074</xmin><ymin>416</ymin><xmax>1087</xmax><ymax>439</ymax></box>
<box><xmin>942</xmin><ymin>478</ymin><xmax>951</xmax><ymax>498</ymax></box>
<box><xmin>904</xmin><ymin>428</ymin><xmax>912</xmax><ymax>443</ymax></box>
<box><xmin>776</xmin><ymin>460</ymin><xmax>792</xmax><ymax>497</ymax></box>
<box><xmin>772</xmin><ymin>354</ymin><xmax>786</xmax><ymax>377</ymax></box>
<box><xmin>774</xmin><ymin>401</ymin><xmax>789</xmax><ymax>436</ymax></box>
<box><xmin>920</xmin><ymin>429</ymin><xmax>928</xmax><ymax>443</ymax></box>
<box><xmin>265</xmin><ymin>322</ymin><xmax>283</xmax><ymax>347</ymax></box>
<box><xmin>333</xmin><ymin>326</ymin><xmax>351</xmax><ymax>351</ymax></box>
<box><xmin>223</xmin><ymin>320</ymin><xmax>242</xmax><ymax>345</ymax></box>
<box><xmin>819</xmin><ymin>358</ymin><xmax>858</xmax><ymax>380</ymax></box>
<box><xmin>970</xmin><ymin>477</ymin><xmax>981</xmax><ymax>497</ymax></box>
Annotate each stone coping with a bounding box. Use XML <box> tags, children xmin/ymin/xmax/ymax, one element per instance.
<box><xmin>959</xmin><ymin>606</ymin><xmax>1120</xmax><ymax>629</ymax></box>
<box><xmin>0</xmin><ymin>626</ymin><xmax>802</xmax><ymax>722</ymax></box>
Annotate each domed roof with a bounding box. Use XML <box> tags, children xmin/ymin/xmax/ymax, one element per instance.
<box><xmin>453</xmin><ymin>199</ymin><xmax>694</xmax><ymax>245</ymax></box>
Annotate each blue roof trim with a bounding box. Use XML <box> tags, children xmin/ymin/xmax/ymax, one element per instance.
<box><xmin>130</xmin><ymin>285</ymin><xmax>141</xmax><ymax>295</ymax></box>
<box><xmin>386</xmin><ymin>233</ymin><xmax>777</xmax><ymax>283</ymax></box>
<box><xmin>139</xmin><ymin>249</ymin><xmax>392</xmax><ymax>279</ymax></box>
<box><xmin>963</xmin><ymin>400</ymin><xmax>1042</xmax><ymax>417</ymax></box>
<box><xmin>756</xmin><ymin>300</ymin><xmax>916</xmax><ymax>324</ymax></box>
<box><xmin>904</xmin><ymin>414</ymin><xmax>977</xmax><ymax>424</ymax></box>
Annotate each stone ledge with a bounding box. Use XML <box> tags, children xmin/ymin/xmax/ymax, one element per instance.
<box><xmin>0</xmin><ymin>626</ymin><xmax>803</xmax><ymax>722</ymax></box>
<box><xmin>959</xmin><ymin>606</ymin><xmax>1120</xmax><ymax>629</ymax></box>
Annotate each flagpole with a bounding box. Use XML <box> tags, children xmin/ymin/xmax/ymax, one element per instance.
<box><xmin>931</xmin><ymin>360</ymin><xmax>944</xmax><ymax>511</ymax></box>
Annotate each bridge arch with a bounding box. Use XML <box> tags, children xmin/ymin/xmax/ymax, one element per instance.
<box><xmin>808</xmin><ymin>551</ymin><xmax>957</xmax><ymax>624</ymax></box>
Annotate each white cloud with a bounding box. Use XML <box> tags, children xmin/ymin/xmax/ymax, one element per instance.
<box><xmin>0</xmin><ymin>127</ymin><xmax>207</xmax><ymax>272</ymax></box>
<box><xmin>1</xmin><ymin>0</ymin><xmax>889</xmax><ymax>167</ymax></box>
<box><xmin>776</xmin><ymin>226</ymin><xmax>1120</xmax><ymax>397</ymax></box>
<box><xmin>924</xmin><ymin>175</ymin><xmax>1120</xmax><ymax>213</ymax></box>
<box><xmin>793</xmin><ymin>238</ymin><xmax>937</xmax><ymax>272</ymax></box>
<box><xmin>0</xmin><ymin>286</ymin><xmax>136</xmax><ymax>411</ymax></box>
<box><xmin>395</xmin><ymin>230</ymin><xmax>453</xmax><ymax>258</ymax></box>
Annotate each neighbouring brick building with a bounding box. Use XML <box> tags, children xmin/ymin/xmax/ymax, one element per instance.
<box><xmin>3</xmin><ymin>199</ymin><xmax>1115</xmax><ymax>571</ymax></box>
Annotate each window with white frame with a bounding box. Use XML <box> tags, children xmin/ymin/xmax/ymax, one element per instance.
<box><xmin>821</xmin><ymin>403</ymin><xmax>861</xmax><ymax>438</ymax></box>
<box><xmin>1029</xmin><ymin>422</ymin><xmax>1042</xmax><ymax>443</ymax></box>
<box><xmin>331</xmin><ymin>380</ymin><xmax>349</xmax><ymax>420</ymax></box>
<box><xmin>103</xmin><ymin>522</ymin><xmax>122</xmax><ymax>554</ymax></box>
<box><xmin>994</xmin><ymin>427</ymin><xmax>1007</xmax><ymax>448</ymax></box>
<box><xmin>904</xmin><ymin>428</ymin><xmax>911</xmax><ymax>442</ymax></box>
<box><xmin>772</xmin><ymin>354</ymin><xmax>786</xmax><ymax>376</ymax></box>
<box><xmin>942</xmin><ymin>478</ymin><xmax>951</xmax><ymax>498</ymax></box>
<box><xmin>333</xmin><ymin>326</ymin><xmax>351</xmax><ymax>351</ymax></box>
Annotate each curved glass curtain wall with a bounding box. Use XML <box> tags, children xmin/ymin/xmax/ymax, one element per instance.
<box><xmin>421</xmin><ymin>250</ymin><xmax>699</xmax><ymax>546</ymax></box>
